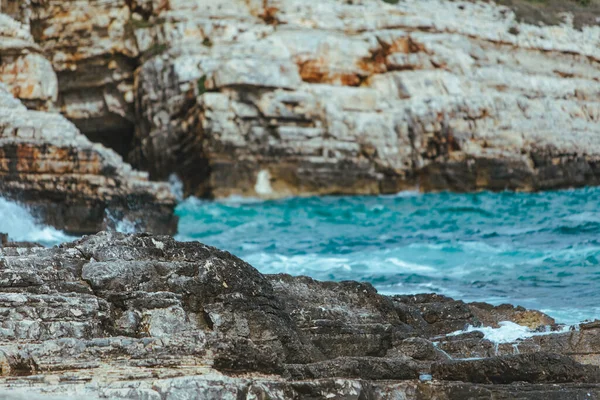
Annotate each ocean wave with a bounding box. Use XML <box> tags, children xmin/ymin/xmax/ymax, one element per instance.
<box><xmin>386</xmin><ymin>258</ymin><xmax>436</xmax><ymax>273</ymax></box>
<box><xmin>0</xmin><ymin>197</ymin><xmax>73</xmax><ymax>247</ymax></box>
<box><xmin>553</xmin><ymin>221</ymin><xmax>600</xmax><ymax>235</ymax></box>
<box><xmin>447</xmin><ymin>321</ymin><xmax>571</xmax><ymax>345</ymax></box>
<box><xmin>245</xmin><ymin>252</ymin><xmax>352</xmax><ymax>276</ymax></box>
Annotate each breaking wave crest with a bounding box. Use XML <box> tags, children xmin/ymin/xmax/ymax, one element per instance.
<box><xmin>0</xmin><ymin>197</ymin><xmax>73</xmax><ymax>247</ymax></box>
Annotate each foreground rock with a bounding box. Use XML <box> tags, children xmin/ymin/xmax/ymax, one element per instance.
<box><xmin>0</xmin><ymin>232</ymin><xmax>599</xmax><ymax>399</ymax></box>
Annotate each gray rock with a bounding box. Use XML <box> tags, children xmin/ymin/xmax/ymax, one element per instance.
<box><xmin>0</xmin><ymin>232</ymin><xmax>597</xmax><ymax>399</ymax></box>
<box><xmin>432</xmin><ymin>353</ymin><xmax>600</xmax><ymax>384</ymax></box>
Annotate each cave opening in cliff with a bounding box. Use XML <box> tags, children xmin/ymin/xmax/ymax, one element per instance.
<box><xmin>73</xmin><ymin>116</ymin><xmax>135</xmax><ymax>160</ymax></box>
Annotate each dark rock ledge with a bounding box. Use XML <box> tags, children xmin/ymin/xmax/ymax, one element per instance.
<box><xmin>0</xmin><ymin>232</ymin><xmax>598</xmax><ymax>399</ymax></box>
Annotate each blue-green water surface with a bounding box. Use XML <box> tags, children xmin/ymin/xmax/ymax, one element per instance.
<box><xmin>176</xmin><ymin>187</ymin><xmax>600</xmax><ymax>325</ymax></box>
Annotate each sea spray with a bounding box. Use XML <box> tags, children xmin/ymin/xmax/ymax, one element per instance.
<box><xmin>447</xmin><ymin>321</ymin><xmax>572</xmax><ymax>345</ymax></box>
<box><xmin>0</xmin><ymin>197</ymin><xmax>72</xmax><ymax>247</ymax></box>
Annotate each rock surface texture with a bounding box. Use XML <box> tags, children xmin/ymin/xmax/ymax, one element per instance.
<box><xmin>0</xmin><ymin>232</ymin><xmax>599</xmax><ymax>399</ymax></box>
<box><xmin>0</xmin><ymin>12</ymin><xmax>177</xmax><ymax>234</ymax></box>
<box><xmin>2</xmin><ymin>0</ymin><xmax>599</xmax><ymax>200</ymax></box>
<box><xmin>125</xmin><ymin>0</ymin><xmax>600</xmax><ymax>197</ymax></box>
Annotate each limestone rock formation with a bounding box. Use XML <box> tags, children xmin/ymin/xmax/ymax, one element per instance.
<box><xmin>0</xmin><ymin>11</ymin><xmax>56</xmax><ymax>110</ymax></box>
<box><xmin>2</xmin><ymin>0</ymin><xmax>599</xmax><ymax>200</ymax></box>
<box><xmin>0</xmin><ymin>232</ymin><xmax>599</xmax><ymax>398</ymax></box>
<box><xmin>28</xmin><ymin>0</ymin><xmax>139</xmax><ymax>157</ymax></box>
<box><xmin>0</xmin><ymin>82</ymin><xmax>176</xmax><ymax>234</ymax></box>
<box><xmin>0</xmin><ymin>11</ymin><xmax>176</xmax><ymax>234</ymax></box>
<box><xmin>127</xmin><ymin>0</ymin><xmax>600</xmax><ymax>198</ymax></box>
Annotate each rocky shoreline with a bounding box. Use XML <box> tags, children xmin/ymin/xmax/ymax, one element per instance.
<box><xmin>0</xmin><ymin>232</ymin><xmax>598</xmax><ymax>399</ymax></box>
<box><xmin>1</xmin><ymin>0</ymin><xmax>600</xmax><ymax>234</ymax></box>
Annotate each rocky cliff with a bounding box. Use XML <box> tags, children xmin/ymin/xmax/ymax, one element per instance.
<box><xmin>0</xmin><ymin>11</ymin><xmax>176</xmax><ymax>234</ymax></box>
<box><xmin>3</xmin><ymin>0</ymin><xmax>599</xmax><ymax>201</ymax></box>
<box><xmin>0</xmin><ymin>231</ymin><xmax>599</xmax><ymax>399</ymax></box>
<box><xmin>130</xmin><ymin>0</ymin><xmax>600</xmax><ymax>198</ymax></box>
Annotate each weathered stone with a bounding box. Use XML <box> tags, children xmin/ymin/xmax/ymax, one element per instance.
<box><xmin>0</xmin><ymin>13</ymin><xmax>57</xmax><ymax>110</ymax></box>
<box><xmin>432</xmin><ymin>353</ymin><xmax>600</xmax><ymax>384</ymax></box>
<box><xmin>3</xmin><ymin>0</ymin><xmax>599</xmax><ymax>199</ymax></box>
<box><xmin>269</xmin><ymin>274</ymin><xmax>415</xmax><ymax>359</ymax></box>
<box><xmin>468</xmin><ymin>302</ymin><xmax>555</xmax><ymax>330</ymax></box>
<box><xmin>28</xmin><ymin>0</ymin><xmax>139</xmax><ymax>157</ymax></box>
<box><xmin>126</xmin><ymin>0</ymin><xmax>600</xmax><ymax>198</ymax></box>
<box><xmin>0</xmin><ymin>84</ymin><xmax>176</xmax><ymax>234</ymax></box>
<box><xmin>392</xmin><ymin>293</ymin><xmax>555</xmax><ymax>338</ymax></box>
<box><xmin>0</xmin><ymin>232</ymin><xmax>597</xmax><ymax>398</ymax></box>
<box><xmin>286</xmin><ymin>356</ymin><xmax>419</xmax><ymax>380</ymax></box>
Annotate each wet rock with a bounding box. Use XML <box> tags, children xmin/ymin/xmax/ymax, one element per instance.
<box><xmin>391</xmin><ymin>337</ymin><xmax>441</xmax><ymax>361</ymax></box>
<box><xmin>418</xmin><ymin>381</ymin><xmax>600</xmax><ymax>400</ymax></box>
<box><xmin>392</xmin><ymin>293</ymin><xmax>555</xmax><ymax>338</ymax></box>
<box><xmin>533</xmin><ymin>326</ymin><xmax>600</xmax><ymax>366</ymax></box>
<box><xmin>468</xmin><ymin>302</ymin><xmax>555</xmax><ymax>330</ymax></box>
<box><xmin>392</xmin><ymin>294</ymin><xmax>479</xmax><ymax>336</ymax></box>
<box><xmin>268</xmin><ymin>274</ymin><xmax>415</xmax><ymax>359</ymax></box>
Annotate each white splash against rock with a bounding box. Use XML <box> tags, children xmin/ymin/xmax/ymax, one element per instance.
<box><xmin>0</xmin><ymin>197</ymin><xmax>73</xmax><ymax>247</ymax></box>
<box><xmin>169</xmin><ymin>173</ymin><xmax>185</xmax><ymax>202</ymax></box>
<box><xmin>254</xmin><ymin>169</ymin><xmax>273</xmax><ymax>196</ymax></box>
<box><xmin>449</xmin><ymin>321</ymin><xmax>573</xmax><ymax>344</ymax></box>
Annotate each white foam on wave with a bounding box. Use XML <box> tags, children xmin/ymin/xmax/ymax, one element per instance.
<box><xmin>448</xmin><ymin>321</ymin><xmax>572</xmax><ymax>344</ymax></box>
<box><xmin>0</xmin><ymin>197</ymin><xmax>73</xmax><ymax>247</ymax></box>
<box><xmin>379</xmin><ymin>189</ymin><xmax>421</xmax><ymax>198</ymax></box>
<box><xmin>564</xmin><ymin>211</ymin><xmax>600</xmax><ymax>223</ymax></box>
<box><xmin>168</xmin><ymin>173</ymin><xmax>184</xmax><ymax>202</ymax></box>
<box><xmin>254</xmin><ymin>169</ymin><xmax>273</xmax><ymax>196</ymax></box>
<box><xmin>104</xmin><ymin>210</ymin><xmax>138</xmax><ymax>234</ymax></box>
<box><xmin>115</xmin><ymin>219</ymin><xmax>136</xmax><ymax>234</ymax></box>
<box><xmin>219</xmin><ymin>195</ymin><xmax>265</xmax><ymax>205</ymax></box>
<box><xmin>245</xmin><ymin>252</ymin><xmax>353</xmax><ymax>276</ymax></box>
<box><xmin>245</xmin><ymin>250</ymin><xmax>439</xmax><ymax>277</ymax></box>
<box><xmin>386</xmin><ymin>258</ymin><xmax>436</xmax><ymax>273</ymax></box>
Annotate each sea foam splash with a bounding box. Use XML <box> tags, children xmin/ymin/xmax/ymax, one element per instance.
<box><xmin>448</xmin><ymin>321</ymin><xmax>573</xmax><ymax>344</ymax></box>
<box><xmin>0</xmin><ymin>197</ymin><xmax>73</xmax><ymax>247</ymax></box>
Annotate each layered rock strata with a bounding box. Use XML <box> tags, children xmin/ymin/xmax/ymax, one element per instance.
<box><xmin>127</xmin><ymin>0</ymin><xmax>600</xmax><ymax>197</ymax></box>
<box><xmin>2</xmin><ymin>0</ymin><xmax>599</xmax><ymax>199</ymax></box>
<box><xmin>0</xmin><ymin>232</ymin><xmax>599</xmax><ymax>399</ymax></box>
<box><xmin>0</xmin><ymin>12</ymin><xmax>176</xmax><ymax>234</ymax></box>
<box><xmin>0</xmin><ymin>83</ymin><xmax>176</xmax><ymax>234</ymax></box>
<box><xmin>28</xmin><ymin>0</ymin><xmax>139</xmax><ymax>157</ymax></box>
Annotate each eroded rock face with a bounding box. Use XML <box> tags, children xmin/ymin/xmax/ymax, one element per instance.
<box><xmin>0</xmin><ymin>12</ymin><xmax>57</xmax><ymax>110</ymax></box>
<box><xmin>0</xmin><ymin>83</ymin><xmax>176</xmax><ymax>234</ymax></box>
<box><xmin>26</xmin><ymin>0</ymin><xmax>139</xmax><ymax>157</ymax></box>
<box><xmin>0</xmin><ymin>232</ymin><xmax>599</xmax><ymax>399</ymax></box>
<box><xmin>127</xmin><ymin>0</ymin><xmax>600</xmax><ymax>198</ymax></box>
<box><xmin>3</xmin><ymin>0</ymin><xmax>599</xmax><ymax>199</ymax></box>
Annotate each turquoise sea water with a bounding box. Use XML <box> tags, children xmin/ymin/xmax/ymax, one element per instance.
<box><xmin>176</xmin><ymin>187</ymin><xmax>600</xmax><ymax>325</ymax></box>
